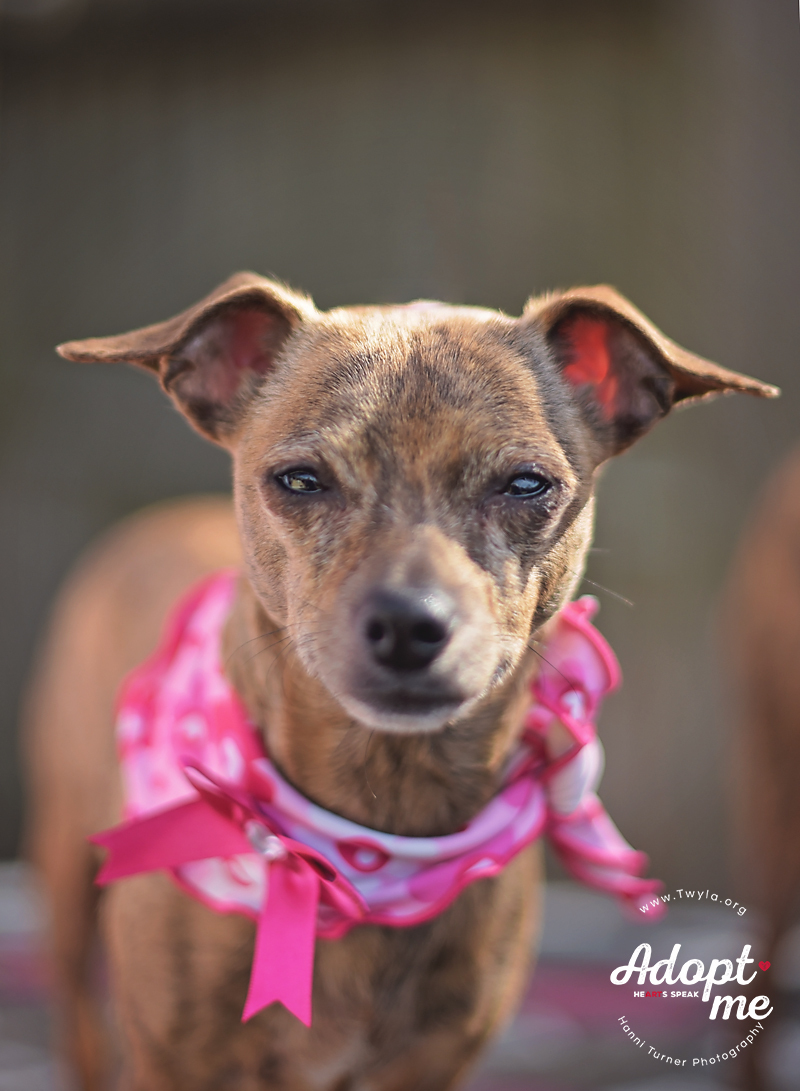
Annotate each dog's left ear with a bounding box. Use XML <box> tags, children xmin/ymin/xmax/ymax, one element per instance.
<box><xmin>524</xmin><ymin>285</ymin><xmax>779</xmax><ymax>457</ymax></box>
<box><xmin>57</xmin><ymin>272</ymin><xmax>316</xmax><ymax>444</ymax></box>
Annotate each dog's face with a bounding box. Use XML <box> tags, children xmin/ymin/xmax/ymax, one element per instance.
<box><xmin>234</xmin><ymin>307</ymin><xmax>591</xmax><ymax>732</ymax></box>
<box><xmin>59</xmin><ymin>275</ymin><xmax>777</xmax><ymax>734</ymax></box>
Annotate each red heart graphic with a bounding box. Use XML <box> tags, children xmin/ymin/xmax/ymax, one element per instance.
<box><xmin>758</xmin><ymin>961</ymin><xmax>771</xmax><ymax>971</ymax></box>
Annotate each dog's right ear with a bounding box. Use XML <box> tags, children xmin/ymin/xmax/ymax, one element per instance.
<box><xmin>57</xmin><ymin>273</ymin><xmax>316</xmax><ymax>444</ymax></box>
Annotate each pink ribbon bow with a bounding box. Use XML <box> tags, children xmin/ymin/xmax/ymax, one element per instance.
<box><xmin>89</xmin><ymin>761</ymin><xmax>366</xmax><ymax>1025</ymax></box>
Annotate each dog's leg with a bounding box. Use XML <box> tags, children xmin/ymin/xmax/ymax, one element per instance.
<box><xmin>342</xmin><ymin>848</ymin><xmax>542</xmax><ymax>1091</ymax></box>
<box><xmin>23</xmin><ymin>579</ymin><xmax>121</xmax><ymax>1090</ymax></box>
<box><xmin>29</xmin><ymin>810</ymin><xmax>108</xmax><ymax>1090</ymax></box>
<box><xmin>100</xmin><ymin>874</ymin><xmax>308</xmax><ymax>1091</ymax></box>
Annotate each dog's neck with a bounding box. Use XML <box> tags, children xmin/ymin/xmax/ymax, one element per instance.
<box><xmin>222</xmin><ymin>577</ymin><xmax>539</xmax><ymax>838</ymax></box>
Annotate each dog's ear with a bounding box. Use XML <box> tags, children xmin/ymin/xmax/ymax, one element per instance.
<box><xmin>524</xmin><ymin>285</ymin><xmax>779</xmax><ymax>457</ymax></box>
<box><xmin>57</xmin><ymin>273</ymin><xmax>315</xmax><ymax>443</ymax></box>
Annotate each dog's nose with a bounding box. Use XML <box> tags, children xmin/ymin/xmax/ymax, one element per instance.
<box><xmin>362</xmin><ymin>591</ymin><xmax>453</xmax><ymax>671</ymax></box>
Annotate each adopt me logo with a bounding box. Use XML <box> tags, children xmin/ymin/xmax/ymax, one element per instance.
<box><xmin>610</xmin><ymin>889</ymin><xmax>772</xmax><ymax>1071</ymax></box>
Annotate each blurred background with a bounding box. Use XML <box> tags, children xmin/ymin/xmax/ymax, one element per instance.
<box><xmin>1</xmin><ymin>0</ymin><xmax>799</xmax><ymax>1087</ymax></box>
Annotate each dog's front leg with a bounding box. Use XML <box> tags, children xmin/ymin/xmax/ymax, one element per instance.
<box><xmin>102</xmin><ymin>875</ymin><xmax>306</xmax><ymax>1091</ymax></box>
<box><xmin>309</xmin><ymin>848</ymin><xmax>542</xmax><ymax>1091</ymax></box>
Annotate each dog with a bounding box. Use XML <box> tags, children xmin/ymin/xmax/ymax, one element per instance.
<box><xmin>722</xmin><ymin>445</ymin><xmax>800</xmax><ymax>1090</ymax></box>
<box><xmin>22</xmin><ymin>272</ymin><xmax>777</xmax><ymax>1091</ymax></box>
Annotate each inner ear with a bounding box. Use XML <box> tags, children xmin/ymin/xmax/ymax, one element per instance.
<box><xmin>163</xmin><ymin>303</ymin><xmax>293</xmax><ymax>437</ymax></box>
<box><xmin>551</xmin><ymin>311</ymin><xmax>674</xmax><ymax>451</ymax></box>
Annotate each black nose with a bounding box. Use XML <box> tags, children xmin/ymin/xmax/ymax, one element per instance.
<box><xmin>362</xmin><ymin>591</ymin><xmax>453</xmax><ymax>671</ymax></box>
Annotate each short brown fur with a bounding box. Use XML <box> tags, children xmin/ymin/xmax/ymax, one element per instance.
<box><xmin>24</xmin><ymin>274</ymin><xmax>777</xmax><ymax>1090</ymax></box>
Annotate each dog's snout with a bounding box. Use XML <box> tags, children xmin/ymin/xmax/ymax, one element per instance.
<box><xmin>362</xmin><ymin>591</ymin><xmax>453</xmax><ymax>671</ymax></box>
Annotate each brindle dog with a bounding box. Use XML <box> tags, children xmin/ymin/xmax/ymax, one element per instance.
<box><xmin>24</xmin><ymin>274</ymin><xmax>777</xmax><ymax>1091</ymax></box>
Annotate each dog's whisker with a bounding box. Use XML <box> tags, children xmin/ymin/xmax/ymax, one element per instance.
<box><xmin>242</xmin><ymin>634</ymin><xmax>293</xmax><ymax>665</ymax></box>
<box><xmin>295</xmin><ymin>628</ymin><xmax>334</xmax><ymax>643</ymax></box>
<box><xmin>226</xmin><ymin>620</ymin><xmax>323</xmax><ymax>663</ymax></box>
<box><xmin>526</xmin><ymin>642</ymin><xmax>579</xmax><ymax>695</ymax></box>
<box><xmin>256</xmin><ymin>637</ymin><xmax>300</xmax><ymax>710</ymax></box>
<box><xmin>564</xmin><ymin>564</ymin><xmax>634</xmax><ymax>608</ymax></box>
<box><xmin>274</xmin><ymin>643</ymin><xmax>295</xmax><ymax>701</ymax></box>
<box><xmin>226</xmin><ymin>628</ymin><xmax>289</xmax><ymax>665</ymax></box>
<box><xmin>297</xmin><ymin>597</ymin><xmax>325</xmax><ymax>615</ymax></box>
<box><xmin>579</xmin><ymin>576</ymin><xmax>634</xmax><ymax>608</ymax></box>
<box><xmin>241</xmin><ymin>627</ymin><xmax>336</xmax><ymax>668</ymax></box>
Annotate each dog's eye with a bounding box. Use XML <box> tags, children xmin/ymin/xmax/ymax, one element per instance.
<box><xmin>502</xmin><ymin>473</ymin><xmax>552</xmax><ymax>498</ymax></box>
<box><xmin>276</xmin><ymin>470</ymin><xmax>325</xmax><ymax>494</ymax></box>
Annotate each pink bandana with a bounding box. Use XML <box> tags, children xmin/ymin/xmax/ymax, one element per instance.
<box><xmin>92</xmin><ymin>571</ymin><xmax>662</xmax><ymax>1026</ymax></box>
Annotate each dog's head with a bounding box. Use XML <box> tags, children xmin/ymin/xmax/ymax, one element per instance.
<box><xmin>59</xmin><ymin>274</ymin><xmax>777</xmax><ymax>734</ymax></box>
